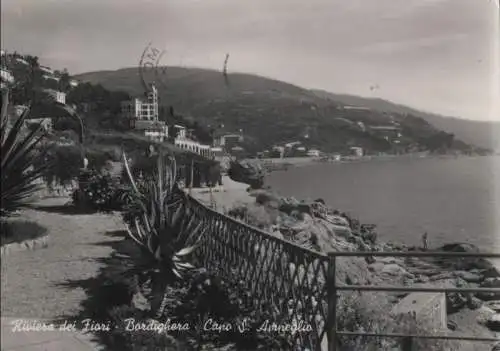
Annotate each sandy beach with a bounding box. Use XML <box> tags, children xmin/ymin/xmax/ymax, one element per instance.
<box><xmin>188</xmin><ymin>176</ymin><xmax>255</xmax><ymax>210</ymax></box>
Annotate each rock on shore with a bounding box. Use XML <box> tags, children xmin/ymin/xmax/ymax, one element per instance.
<box><xmin>224</xmin><ymin>188</ymin><xmax>500</xmax><ymax>338</ymax></box>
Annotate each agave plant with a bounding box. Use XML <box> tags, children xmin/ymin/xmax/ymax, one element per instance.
<box><xmin>121</xmin><ymin>151</ymin><xmax>205</xmax><ymax>318</ymax></box>
<box><xmin>1</xmin><ymin>90</ymin><xmax>49</xmax><ymax>217</ymax></box>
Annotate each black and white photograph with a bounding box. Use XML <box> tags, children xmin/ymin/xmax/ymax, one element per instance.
<box><xmin>1</xmin><ymin>0</ymin><xmax>499</xmax><ymax>350</ymax></box>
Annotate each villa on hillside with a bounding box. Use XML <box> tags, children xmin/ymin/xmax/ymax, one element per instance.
<box><xmin>121</xmin><ymin>84</ymin><xmax>169</xmax><ymax>142</ymax></box>
<box><xmin>0</xmin><ymin>67</ymin><xmax>14</xmax><ymax>89</ymax></box>
<box><xmin>307</xmin><ymin>149</ymin><xmax>320</xmax><ymax>157</ymax></box>
<box><xmin>368</xmin><ymin>124</ymin><xmax>402</xmax><ymax>141</ymax></box>
<box><xmin>42</xmin><ymin>89</ymin><xmax>66</xmax><ymax>105</ymax></box>
<box><xmin>213</xmin><ymin>133</ymin><xmax>244</xmax><ymax>150</ymax></box>
<box><xmin>121</xmin><ymin>86</ymin><xmax>214</xmax><ymax>157</ymax></box>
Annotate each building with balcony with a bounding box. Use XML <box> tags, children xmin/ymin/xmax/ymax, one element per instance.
<box><xmin>121</xmin><ymin>84</ymin><xmax>159</xmax><ymax>123</ymax></box>
<box><xmin>121</xmin><ymin>84</ymin><xmax>168</xmax><ymax>142</ymax></box>
<box><xmin>174</xmin><ymin>137</ymin><xmax>213</xmax><ymax>158</ymax></box>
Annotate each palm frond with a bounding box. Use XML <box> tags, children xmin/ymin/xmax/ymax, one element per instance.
<box><xmin>1</xmin><ymin>89</ymin><xmax>49</xmax><ymax>216</ymax></box>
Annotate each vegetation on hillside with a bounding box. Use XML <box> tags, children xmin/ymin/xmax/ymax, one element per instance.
<box><xmin>75</xmin><ymin>67</ymin><xmax>490</xmax><ymax>156</ymax></box>
<box><xmin>312</xmin><ymin>89</ymin><xmax>499</xmax><ymax>152</ymax></box>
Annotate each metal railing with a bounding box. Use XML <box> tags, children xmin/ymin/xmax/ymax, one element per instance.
<box><xmin>327</xmin><ymin>251</ymin><xmax>500</xmax><ymax>351</ymax></box>
<box><xmin>187</xmin><ymin>194</ymin><xmax>500</xmax><ymax>350</ymax></box>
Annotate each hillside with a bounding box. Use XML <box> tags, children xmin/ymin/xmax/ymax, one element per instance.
<box><xmin>312</xmin><ymin>90</ymin><xmax>500</xmax><ymax>152</ymax></box>
<box><xmin>75</xmin><ymin>67</ymin><xmax>491</xmax><ymax>155</ymax></box>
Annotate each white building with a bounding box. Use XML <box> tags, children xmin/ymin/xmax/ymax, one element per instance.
<box><xmin>172</xmin><ymin>124</ymin><xmax>187</xmax><ymax>139</ymax></box>
<box><xmin>350</xmin><ymin>146</ymin><xmax>364</xmax><ymax>157</ymax></box>
<box><xmin>341</xmin><ymin>105</ymin><xmax>371</xmax><ymax>111</ymax></box>
<box><xmin>144</xmin><ymin>123</ymin><xmax>169</xmax><ymax>143</ymax></box>
<box><xmin>213</xmin><ymin>133</ymin><xmax>243</xmax><ymax>147</ymax></box>
<box><xmin>42</xmin><ymin>89</ymin><xmax>66</xmax><ymax>104</ymax></box>
<box><xmin>307</xmin><ymin>149</ymin><xmax>320</xmax><ymax>157</ymax></box>
<box><xmin>43</xmin><ymin>75</ymin><xmax>60</xmax><ymax>82</ymax></box>
<box><xmin>0</xmin><ymin>67</ymin><xmax>14</xmax><ymax>89</ymax></box>
<box><xmin>39</xmin><ymin>66</ymin><xmax>53</xmax><ymax>74</ymax></box>
<box><xmin>15</xmin><ymin>57</ymin><xmax>29</xmax><ymax>65</ymax></box>
<box><xmin>174</xmin><ymin>136</ymin><xmax>213</xmax><ymax>158</ymax></box>
<box><xmin>122</xmin><ymin>84</ymin><xmax>159</xmax><ymax>122</ymax></box>
<box><xmin>121</xmin><ymin>84</ymin><xmax>168</xmax><ymax>142</ymax></box>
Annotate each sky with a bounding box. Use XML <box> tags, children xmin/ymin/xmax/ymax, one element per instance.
<box><xmin>1</xmin><ymin>0</ymin><xmax>499</xmax><ymax>121</ymax></box>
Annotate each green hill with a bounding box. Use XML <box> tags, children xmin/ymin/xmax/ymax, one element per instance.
<box><xmin>75</xmin><ymin>67</ymin><xmax>492</xmax><ymax>155</ymax></box>
<box><xmin>311</xmin><ymin>90</ymin><xmax>500</xmax><ymax>152</ymax></box>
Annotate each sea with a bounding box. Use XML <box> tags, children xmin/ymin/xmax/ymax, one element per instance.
<box><xmin>266</xmin><ymin>155</ymin><xmax>500</xmax><ymax>266</ymax></box>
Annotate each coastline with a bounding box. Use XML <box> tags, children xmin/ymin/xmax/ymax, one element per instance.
<box><xmin>252</xmin><ymin>152</ymin><xmax>493</xmax><ymax>173</ymax></box>
<box><xmin>189</xmin><ymin>180</ymin><xmax>499</xmax><ymax>346</ymax></box>
<box><xmin>191</xmin><ymin>176</ymin><xmax>500</xmax><ymax>269</ymax></box>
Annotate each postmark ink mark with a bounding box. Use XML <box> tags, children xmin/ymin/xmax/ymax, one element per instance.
<box><xmin>222</xmin><ymin>53</ymin><xmax>230</xmax><ymax>86</ymax></box>
<box><xmin>139</xmin><ymin>43</ymin><xmax>168</xmax><ymax>92</ymax></box>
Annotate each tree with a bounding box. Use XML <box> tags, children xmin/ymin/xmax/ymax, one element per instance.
<box><xmin>58</xmin><ymin>68</ymin><xmax>71</xmax><ymax>93</ymax></box>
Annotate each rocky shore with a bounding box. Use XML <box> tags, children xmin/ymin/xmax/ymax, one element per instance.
<box><xmin>204</xmin><ymin>188</ymin><xmax>500</xmax><ymax>347</ymax></box>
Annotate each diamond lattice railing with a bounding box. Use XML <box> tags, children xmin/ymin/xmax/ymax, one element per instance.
<box><xmin>188</xmin><ymin>195</ymin><xmax>331</xmax><ymax>350</ymax></box>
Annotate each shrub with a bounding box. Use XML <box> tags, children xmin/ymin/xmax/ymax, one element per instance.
<box><xmin>227</xmin><ymin>203</ymin><xmax>277</xmax><ymax>230</ymax></box>
<box><xmin>72</xmin><ymin>169</ymin><xmax>125</xmax><ymax>212</ymax></box>
<box><xmin>41</xmin><ymin>144</ymin><xmax>82</xmax><ymax>187</ymax></box>
<box><xmin>336</xmin><ymin>293</ymin><xmax>458</xmax><ymax>351</ymax></box>
<box><xmin>163</xmin><ymin>269</ymin><xmax>297</xmax><ymax>350</ymax></box>
<box><xmin>255</xmin><ymin>191</ymin><xmax>275</xmax><ymax>205</ymax></box>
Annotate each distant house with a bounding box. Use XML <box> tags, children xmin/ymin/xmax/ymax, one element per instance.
<box><xmin>213</xmin><ymin>133</ymin><xmax>243</xmax><ymax>149</ymax></box>
<box><xmin>0</xmin><ymin>67</ymin><xmax>14</xmax><ymax>88</ymax></box>
<box><xmin>69</xmin><ymin>80</ymin><xmax>79</xmax><ymax>87</ymax></box>
<box><xmin>144</xmin><ymin>123</ymin><xmax>169</xmax><ymax>143</ymax></box>
<box><xmin>307</xmin><ymin>149</ymin><xmax>320</xmax><ymax>157</ymax></box>
<box><xmin>350</xmin><ymin>147</ymin><xmax>363</xmax><ymax>157</ymax></box>
<box><xmin>211</xmin><ymin>147</ymin><xmax>224</xmax><ymax>158</ymax></box>
<box><xmin>340</xmin><ymin>105</ymin><xmax>371</xmax><ymax>111</ymax></box>
<box><xmin>43</xmin><ymin>74</ymin><xmax>60</xmax><ymax>82</ymax></box>
<box><xmin>357</xmin><ymin>121</ymin><xmax>366</xmax><ymax>132</ymax></box>
<box><xmin>272</xmin><ymin>146</ymin><xmax>285</xmax><ymax>158</ymax></box>
<box><xmin>173</xmin><ymin>124</ymin><xmax>187</xmax><ymax>139</ymax></box>
<box><xmin>15</xmin><ymin>57</ymin><xmax>29</xmax><ymax>65</ymax></box>
<box><xmin>39</xmin><ymin>66</ymin><xmax>53</xmax><ymax>74</ymax></box>
<box><xmin>42</xmin><ymin>89</ymin><xmax>66</xmax><ymax>104</ymax></box>
<box><xmin>368</xmin><ymin>125</ymin><xmax>402</xmax><ymax>140</ymax></box>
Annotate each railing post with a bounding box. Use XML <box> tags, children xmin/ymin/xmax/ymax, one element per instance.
<box><xmin>327</xmin><ymin>252</ymin><xmax>338</xmax><ymax>351</ymax></box>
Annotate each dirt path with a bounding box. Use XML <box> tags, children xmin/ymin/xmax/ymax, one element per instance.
<box><xmin>1</xmin><ymin>197</ymin><xmax>125</xmax><ymax>320</ymax></box>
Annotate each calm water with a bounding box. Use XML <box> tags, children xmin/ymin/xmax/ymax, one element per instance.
<box><xmin>267</xmin><ymin>156</ymin><xmax>500</xmax><ymax>255</ymax></box>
